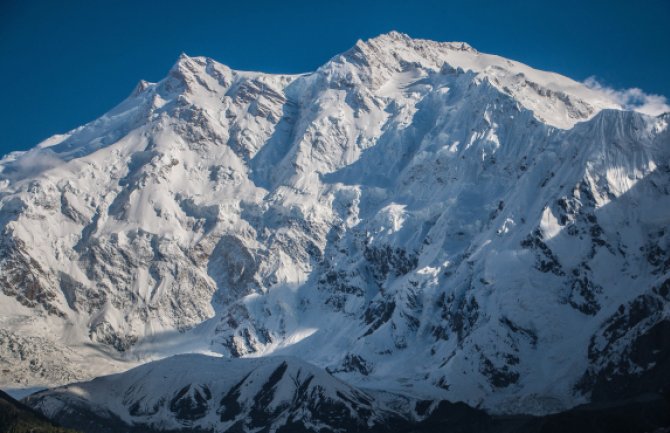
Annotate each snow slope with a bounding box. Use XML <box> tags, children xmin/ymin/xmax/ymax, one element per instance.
<box><xmin>1</xmin><ymin>32</ymin><xmax>669</xmax><ymax>417</ymax></box>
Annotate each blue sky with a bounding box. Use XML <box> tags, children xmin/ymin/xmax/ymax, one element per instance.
<box><xmin>1</xmin><ymin>0</ymin><xmax>668</xmax><ymax>155</ymax></box>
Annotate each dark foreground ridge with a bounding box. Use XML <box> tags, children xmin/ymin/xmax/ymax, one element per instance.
<box><xmin>0</xmin><ymin>389</ymin><xmax>80</xmax><ymax>433</ymax></box>
<box><xmin>407</xmin><ymin>394</ymin><xmax>670</xmax><ymax>433</ymax></box>
<box><xmin>22</xmin><ymin>391</ymin><xmax>670</xmax><ymax>433</ymax></box>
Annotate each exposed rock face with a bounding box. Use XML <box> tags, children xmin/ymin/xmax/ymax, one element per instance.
<box><xmin>1</xmin><ymin>32</ymin><xmax>669</xmax><ymax>418</ymax></box>
<box><xmin>0</xmin><ymin>330</ymin><xmax>85</xmax><ymax>386</ymax></box>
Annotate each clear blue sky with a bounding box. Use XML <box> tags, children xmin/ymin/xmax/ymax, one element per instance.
<box><xmin>1</xmin><ymin>0</ymin><xmax>668</xmax><ymax>155</ymax></box>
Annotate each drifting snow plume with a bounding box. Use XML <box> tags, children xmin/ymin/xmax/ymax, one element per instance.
<box><xmin>0</xmin><ymin>148</ymin><xmax>65</xmax><ymax>181</ymax></box>
<box><xmin>584</xmin><ymin>76</ymin><xmax>670</xmax><ymax>116</ymax></box>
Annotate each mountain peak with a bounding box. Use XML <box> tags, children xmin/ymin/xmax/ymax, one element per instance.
<box><xmin>359</xmin><ymin>30</ymin><xmax>412</xmax><ymax>47</ymax></box>
<box><xmin>130</xmin><ymin>79</ymin><xmax>152</xmax><ymax>97</ymax></box>
<box><xmin>169</xmin><ymin>52</ymin><xmax>203</xmax><ymax>75</ymax></box>
<box><xmin>326</xmin><ymin>32</ymin><xmax>617</xmax><ymax>128</ymax></box>
<box><xmin>360</xmin><ymin>31</ymin><xmax>475</xmax><ymax>53</ymax></box>
<box><xmin>345</xmin><ymin>31</ymin><xmax>477</xmax><ymax>70</ymax></box>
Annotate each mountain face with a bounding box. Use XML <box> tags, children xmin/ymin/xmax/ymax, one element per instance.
<box><xmin>1</xmin><ymin>31</ymin><xmax>669</xmax><ymax>422</ymax></box>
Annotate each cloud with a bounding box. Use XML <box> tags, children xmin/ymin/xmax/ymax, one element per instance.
<box><xmin>584</xmin><ymin>77</ymin><xmax>670</xmax><ymax>116</ymax></box>
<box><xmin>0</xmin><ymin>148</ymin><xmax>65</xmax><ymax>181</ymax></box>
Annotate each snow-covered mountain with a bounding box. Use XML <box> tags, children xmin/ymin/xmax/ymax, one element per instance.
<box><xmin>25</xmin><ymin>354</ymin><xmax>414</xmax><ymax>433</ymax></box>
<box><xmin>1</xmin><ymin>31</ymin><xmax>669</xmax><ymax>424</ymax></box>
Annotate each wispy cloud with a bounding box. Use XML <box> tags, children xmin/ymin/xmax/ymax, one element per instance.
<box><xmin>584</xmin><ymin>77</ymin><xmax>670</xmax><ymax>116</ymax></box>
<box><xmin>0</xmin><ymin>149</ymin><xmax>65</xmax><ymax>181</ymax></box>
